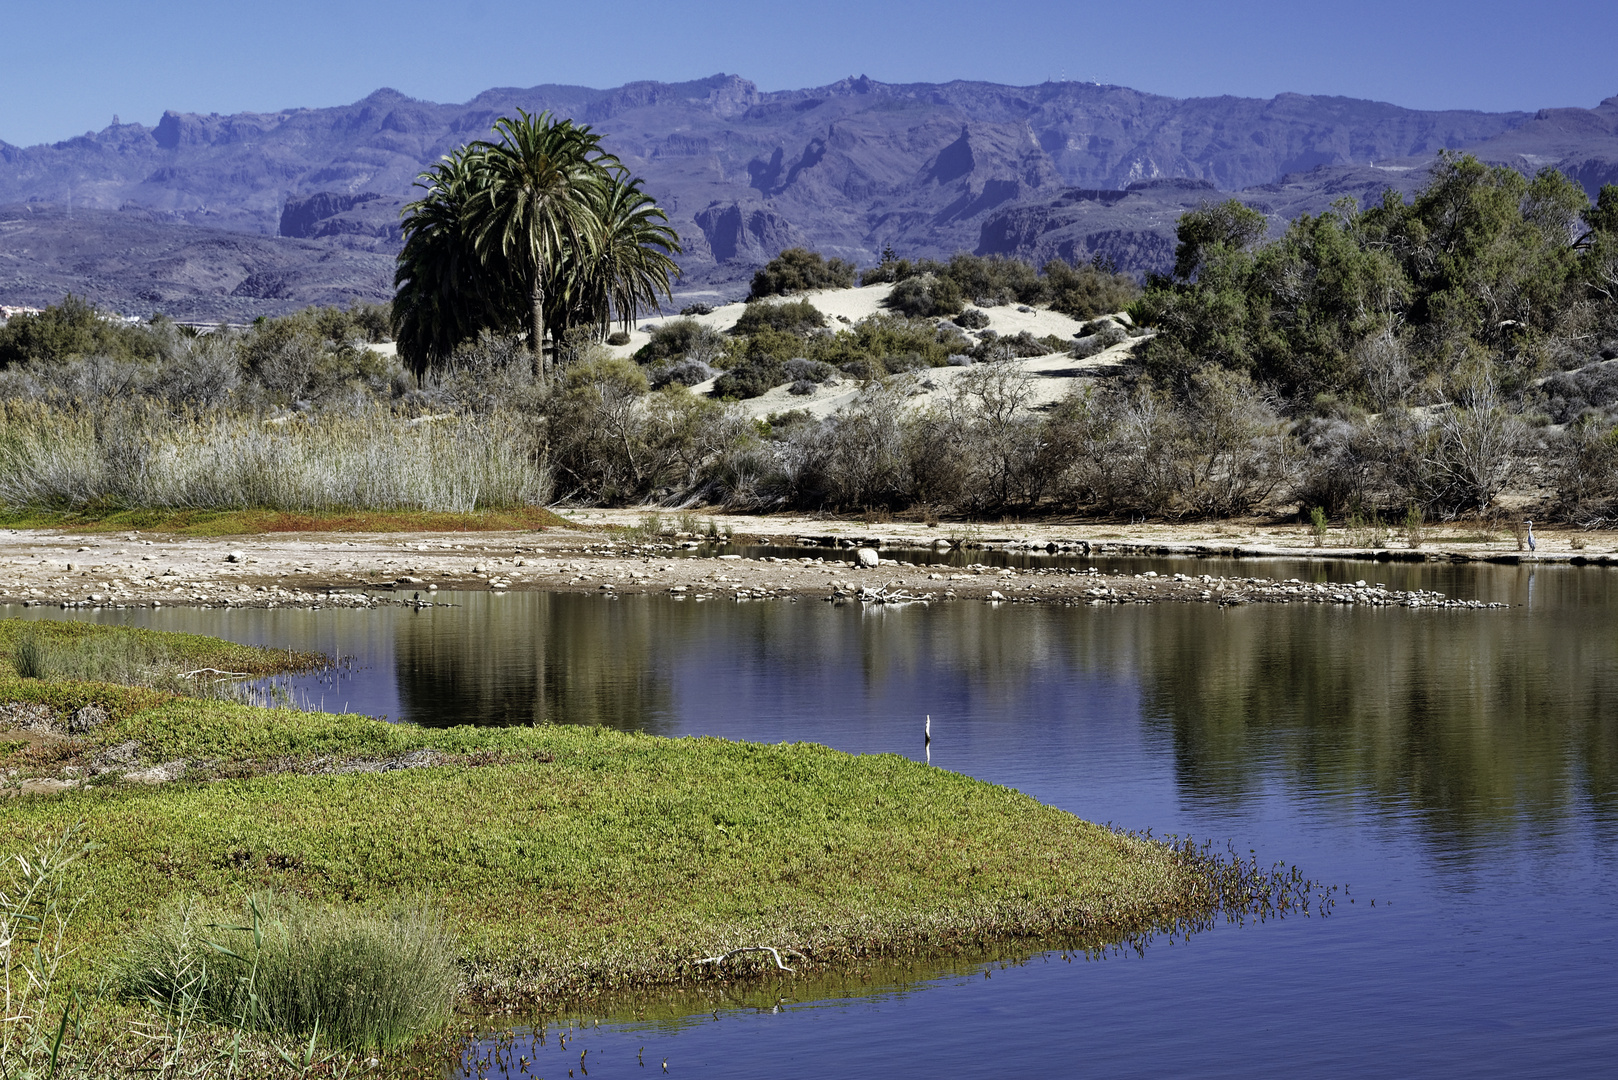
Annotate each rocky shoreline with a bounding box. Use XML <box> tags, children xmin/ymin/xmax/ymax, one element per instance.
<box><xmin>0</xmin><ymin>526</ymin><xmax>1532</xmax><ymax>613</ymax></box>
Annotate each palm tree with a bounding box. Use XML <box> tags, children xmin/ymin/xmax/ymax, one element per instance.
<box><xmin>543</xmin><ymin>171</ymin><xmax>683</xmax><ymax>343</ymax></box>
<box><xmin>592</xmin><ymin>171</ymin><xmax>683</xmax><ymax>335</ymax></box>
<box><xmin>393</xmin><ymin>112</ymin><xmax>683</xmax><ymax>375</ymax></box>
<box><xmin>393</xmin><ymin>147</ymin><xmax>518</xmax><ymax>374</ymax></box>
<box><xmin>463</xmin><ymin>111</ymin><xmax>613</xmax><ymax>376</ymax></box>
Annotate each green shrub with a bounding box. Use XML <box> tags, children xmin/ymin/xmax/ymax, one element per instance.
<box><xmin>954</xmin><ymin>308</ymin><xmax>990</xmax><ymax>330</ymax></box>
<box><xmin>1044</xmin><ymin>259</ymin><xmax>1143</xmax><ymax>319</ymax></box>
<box><xmin>1309</xmin><ymin>506</ymin><xmax>1329</xmax><ymax>547</ymax></box>
<box><xmin>633</xmin><ymin>319</ymin><xmax>724</xmax><ymax>365</ymax></box>
<box><xmin>784</xmin><ymin>357</ymin><xmax>838</xmax><ymax>384</ymax></box>
<box><xmin>941</xmin><ymin>253</ymin><xmax>1046</xmax><ymax>306</ymax></box>
<box><xmin>729</xmin><ymin>298</ymin><xmax>827</xmax><ymax>336</ymax></box>
<box><xmin>118</xmin><ymin>892</ymin><xmax>457</xmax><ymax>1052</ymax></box>
<box><xmin>972</xmin><ymin>330</ymin><xmax>1053</xmax><ymax>361</ymax></box>
<box><xmin>748</xmin><ymin>248</ymin><xmax>857</xmax><ymax>299</ymax></box>
<box><xmin>0</xmin><ymin>294</ymin><xmax>164</xmax><ymax>368</ymax></box>
<box><xmin>884</xmin><ymin>274</ymin><xmax>964</xmax><ymax>318</ymax></box>
<box><xmin>714</xmin><ymin>358</ymin><xmax>788</xmax><ymax>399</ymax></box>
<box><xmin>606</xmin><ymin>330</ymin><xmax>632</xmax><ymax>346</ymax></box>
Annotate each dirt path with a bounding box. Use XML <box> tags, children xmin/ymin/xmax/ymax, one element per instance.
<box><xmin>0</xmin><ymin>512</ymin><xmax>1590</xmax><ymax>614</ymax></box>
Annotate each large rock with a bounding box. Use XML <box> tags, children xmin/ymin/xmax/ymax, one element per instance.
<box><xmin>856</xmin><ymin>547</ymin><xmax>880</xmax><ymax>568</ymax></box>
<box><xmin>69</xmin><ymin>704</ymin><xmax>109</xmax><ymax>733</ymax></box>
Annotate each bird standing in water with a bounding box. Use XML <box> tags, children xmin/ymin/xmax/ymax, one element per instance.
<box><xmin>1525</xmin><ymin>519</ymin><xmax>1537</xmax><ymax>555</ymax></box>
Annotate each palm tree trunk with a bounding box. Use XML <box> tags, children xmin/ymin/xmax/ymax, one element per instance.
<box><xmin>531</xmin><ymin>279</ymin><xmax>547</xmax><ymax>380</ymax></box>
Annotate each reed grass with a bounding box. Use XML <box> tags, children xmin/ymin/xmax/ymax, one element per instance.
<box><xmin>0</xmin><ymin>826</ymin><xmax>94</xmax><ymax>1078</ymax></box>
<box><xmin>117</xmin><ymin>893</ymin><xmax>457</xmax><ymax>1052</ymax></box>
<box><xmin>2</xmin><ymin>620</ymin><xmax>323</xmax><ymax>710</ymax></box>
<box><xmin>0</xmin><ymin>401</ymin><xmax>549</xmax><ymax>514</ymax></box>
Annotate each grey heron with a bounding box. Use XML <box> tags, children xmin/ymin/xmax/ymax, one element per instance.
<box><xmin>1525</xmin><ymin>519</ymin><xmax>1537</xmax><ymax>554</ymax></box>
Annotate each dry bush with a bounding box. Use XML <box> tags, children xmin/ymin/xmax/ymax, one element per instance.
<box><xmin>0</xmin><ymin>400</ymin><xmax>548</xmax><ymax>512</ymax></box>
<box><xmin>1551</xmin><ymin>415</ymin><xmax>1618</xmax><ymax>523</ymax></box>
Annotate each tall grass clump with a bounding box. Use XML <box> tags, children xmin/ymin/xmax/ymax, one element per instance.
<box><xmin>11</xmin><ymin>626</ymin><xmax>176</xmax><ymax>687</ymax></box>
<box><xmin>0</xmin><ymin>401</ymin><xmax>549</xmax><ymax>514</ymax></box>
<box><xmin>11</xmin><ymin>631</ymin><xmax>49</xmax><ymax>681</ymax></box>
<box><xmin>119</xmin><ymin>893</ymin><xmax>457</xmax><ymax>1052</ymax></box>
<box><xmin>0</xmin><ymin>827</ymin><xmax>93</xmax><ymax>1078</ymax></box>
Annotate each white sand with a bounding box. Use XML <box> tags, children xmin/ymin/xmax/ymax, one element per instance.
<box><xmin>602</xmin><ymin>283</ymin><xmax>1139</xmax><ymax>420</ymax></box>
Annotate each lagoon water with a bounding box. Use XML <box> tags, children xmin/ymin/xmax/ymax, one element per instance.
<box><xmin>12</xmin><ymin>556</ymin><xmax>1618</xmax><ymax>1078</ymax></box>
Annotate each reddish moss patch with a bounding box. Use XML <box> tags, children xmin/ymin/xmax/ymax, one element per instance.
<box><xmin>0</xmin><ymin>507</ymin><xmax>570</xmax><ymax>536</ymax></box>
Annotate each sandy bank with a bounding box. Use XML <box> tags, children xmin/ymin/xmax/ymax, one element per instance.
<box><xmin>0</xmin><ymin>511</ymin><xmax>1585</xmax><ymax>612</ymax></box>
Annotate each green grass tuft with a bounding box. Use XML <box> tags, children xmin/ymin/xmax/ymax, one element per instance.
<box><xmin>118</xmin><ymin>892</ymin><xmax>457</xmax><ymax>1052</ymax></box>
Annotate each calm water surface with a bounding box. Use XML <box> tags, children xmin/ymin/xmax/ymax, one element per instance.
<box><xmin>11</xmin><ymin>557</ymin><xmax>1617</xmax><ymax>1078</ymax></box>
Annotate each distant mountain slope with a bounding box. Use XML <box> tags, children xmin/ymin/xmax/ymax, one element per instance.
<box><xmin>1</xmin><ymin>74</ymin><xmax>1614</xmax><ymax>316</ymax></box>
<box><xmin>0</xmin><ymin>204</ymin><xmax>392</xmax><ymax>321</ymax></box>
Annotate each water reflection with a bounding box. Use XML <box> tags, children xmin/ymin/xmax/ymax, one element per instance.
<box><xmin>392</xmin><ymin>594</ymin><xmax>675</xmax><ymax>732</ymax></box>
<box><xmin>9</xmin><ymin>562</ymin><xmax>1618</xmax><ymax>1076</ymax></box>
<box><xmin>9</xmin><ymin>559</ymin><xmax>1617</xmax><ymax>857</ymax></box>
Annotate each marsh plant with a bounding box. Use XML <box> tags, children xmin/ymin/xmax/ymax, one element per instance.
<box><xmin>12</xmin><ymin>627</ymin><xmax>197</xmax><ymax>691</ymax></box>
<box><xmin>119</xmin><ymin>892</ymin><xmax>457</xmax><ymax>1054</ymax></box>
<box><xmin>1308</xmin><ymin>506</ymin><xmax>1329</xmax><ymax>548</ymax></box>
<box><xmin>0</xmin><ymin>827</ymin><xmax>92</xmax><ymax>1079</ymax></box>
<box><xmin>12</xmin><ymin>625</ymin><xmax>228</xmax><ymax>706</ymax></box>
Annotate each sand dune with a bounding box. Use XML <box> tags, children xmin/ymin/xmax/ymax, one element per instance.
<box><xmin>606</xmin><ymin>282</ymin><xmax>1139</xmax><ymax>419</ymax></box>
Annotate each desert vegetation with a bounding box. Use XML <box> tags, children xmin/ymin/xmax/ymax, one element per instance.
<box><xmin>747</xmin><ymin>246</ymin><xmax>857</xmax><ymax>298</ymax></box>
<box><xmin>862</xmin><ymin>249</ymin><xmax>1142</xmax><ymax>319</ymax></box>
<box><xmin>3</xmin><ymin>153</ymin><xmax>1615</xmax><ymax>526</ymax></box>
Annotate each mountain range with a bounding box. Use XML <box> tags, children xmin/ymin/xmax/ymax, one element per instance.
<box><xmin>2</xmin><ymin>73</ymin><xmax>1617</xmax><ymax>320</ymax></box>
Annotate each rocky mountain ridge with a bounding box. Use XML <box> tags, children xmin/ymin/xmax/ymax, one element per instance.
<box><xmin>2</xmin><ymin>74</ymin><xmax>1616</xmax><ymax>318</ymax></box>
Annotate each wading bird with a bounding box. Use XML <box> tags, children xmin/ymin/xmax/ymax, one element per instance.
<box><xmin>1525</xmin><ymin>519</ymin><xmax>1537</xmax><ymax>554</ymax></box>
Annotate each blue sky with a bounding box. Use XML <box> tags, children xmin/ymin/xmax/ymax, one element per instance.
<box><xmin>3</xmin><ymin>0</ymin><xmax>1614</xmax><ymax>147</ymax></box>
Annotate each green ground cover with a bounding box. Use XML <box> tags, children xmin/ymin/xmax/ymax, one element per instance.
<box><xmin>0</xmin><ymin>620</ymin><xmax>1254</xmax><ymax>1076</ymax></box>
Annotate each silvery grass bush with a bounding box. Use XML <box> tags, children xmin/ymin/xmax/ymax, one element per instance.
<box><xmin>0</xmin><ymin>401</ymin><xmax>549</xmax><ymax>513</ymax></box>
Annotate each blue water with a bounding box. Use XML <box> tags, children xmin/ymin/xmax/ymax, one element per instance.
<box><xmin>12</xmin><ymin>557</ymin><xmax>1617</xmax><ymax>1078</ymax></box>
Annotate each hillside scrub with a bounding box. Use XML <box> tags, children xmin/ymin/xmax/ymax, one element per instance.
<box><xmin>862</xmin><ymin>252</ymin><xmax>1142</xmax><ymax>318</ymax></box>
<box><xmin>0</xmin><ymin>296</ymin><xmax>1604</xmax><ymax>522</ymax></box>
<box><xmin>747</xmin><ymin>247</ymin><xmax>857</xmax><ymax>298</ymax></box>
<box><xmin>8</xmin><ymin>159</ymin><xmax>1618</xmax><ymax>526</ymax></box>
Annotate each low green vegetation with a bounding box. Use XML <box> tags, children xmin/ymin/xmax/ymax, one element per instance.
<box><xmin>860</xmin><ymin>251</ymin><xmax>1142</xmax><ymax>319</ymax></box>
<box><xmin>0</xmin><ymin>621</ymin><xmax>1298</xmax><ymax>1076</ymax></box>
<box><xmin>747</xmin><ymin>247</ymin><xmax>857</xmax><ymax>299</ymax></box>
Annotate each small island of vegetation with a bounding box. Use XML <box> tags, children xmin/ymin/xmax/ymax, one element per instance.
<box><xmin>0</xmin><ymin>620</ymin><xmax>1305</xmax><ymax>1076</ymax></box>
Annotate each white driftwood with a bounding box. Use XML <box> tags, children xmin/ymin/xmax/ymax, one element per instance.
<box><xmin>176</xmin><ymin>668</ymin><xmax>251</xmax><ymax>679</ymax></box>
<box><xmin>695</xmin><ymin>946</ymin><xmax>802</xmax><ymax>973</ymax></box>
